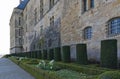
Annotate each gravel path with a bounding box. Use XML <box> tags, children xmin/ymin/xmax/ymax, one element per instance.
<box><xmin>0</xmin><ymin>58</ymin><xmax>35</xmax><ymax>79</ymax></box>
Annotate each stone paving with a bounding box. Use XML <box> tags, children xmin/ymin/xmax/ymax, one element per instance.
<box><xmin>0</xmin><ymin>58</ymin><xmax>35</xmax><ymax>79</ymax></box>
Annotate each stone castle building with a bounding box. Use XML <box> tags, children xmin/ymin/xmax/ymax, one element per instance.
<box><xmin>10</xmin><ymin>0</ymin><xmax>120</xmax><ymax>62</ymax></box>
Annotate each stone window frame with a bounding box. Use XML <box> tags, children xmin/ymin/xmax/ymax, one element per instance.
<box><xmin>107</xmin><ymin>17</ymin><xmax>120</xmax><ymax>37</ymax></box>
<box><xmin>82</xmin><ymin>0</ymin><xmax>95</xmax><ymax>14</ymax></box>
<box><xmin>40</xmin><ymin>0</ymin><xmax>44</xmax><ymax>19</ymax></box>
<box><xmin>18</xmin><ymin>17</ymin><xmax>21</xmax><ymax>26</ymax></box>
<box><xmin>82</xmin><ymin>0</ymin><xmax>87</xmax><ymax>13</ymax></box>
<box><xmin>50</xmin><ymin>16</ymin><xmax>54</xmax><ymax>27</ymax></box>
<box><xmin>19</xmin><ymin>38</ymin><xmax>22</xmax><ymax>46</ymax></box>
<box><xmin>49</xmin><ymin>0</ymin><xmax>54</xmax><ymax>9</ymax></box>
<box><xmin>83</xmin><ymin>26</ymin><xmax>92</xmax><ymax>40</ymax></box>
<box><xmin>34</xmin><ymin>8</ymin><xmax>37</xmax><ymax>25</ymax></box>
<box><xmin>90</xmin><ymin>0</ymin><xmax>94</xmax><ymax>8</ymax></box>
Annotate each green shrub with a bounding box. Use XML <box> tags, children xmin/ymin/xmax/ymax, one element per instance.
<box><xmin>55</xmin><ymin>62</ymin><xmax>105</xmax><ymax>75</ymax></box>
<box><xmin>9</xmin><ymin>57</ymin><xmax>61</xmax><ymax>79</ymax></box>
<box><xmin>54</xmin><ymin>47</ymin><xmax>61</xmax><ymax>61</ymax></box>
<box><xmin>98</xmin><ymin>71</ymin><xmax>120</xmax><ymax>79</ymax></box>
<box><xmin>101</xmin><ymin>39</ymin><xmax>118</xmax><ymax>69</ymax></box>
<box><xmin>42</xmin><ymin>50</ymin><xmax>47</xmax><ymax>60</ymax></box>
<box><xmin>29</xmin><ymin>52</ymin><xmax>32</xmax><ymax>58</ymax></box>
<box><xmin>48</xmin><ymin>49</ymin><xmax>54</xmax><ymax>60</ymax></box>
<box><xmin>55</xmin><ymin>69</ymin><xmax>96</xmax><ymax>79</ymax></box>
<box><xmin>76</xmin><ymin>44</ymin><xmax>88</xmax><ymax>65</ymax></box>
<box><xmin>33</xmin><ymin>51</ymin><xmax>37</xmax><ymax>58</ymax></box>
<box><xmin>27</xmin><ymin>59</ymin><xmax>39</xmax><ymax>65</ymax></box>
<box><xmin>37</xmin><ymin>50</ymin><xmax>42</xmax><ymax>59</ymax></box>
<box><xmin>31</xmin><ymin>52</ymin><xmax>34</xmax><ymax>58</ymax></box>
<box><xmin>27</xmin><ymin>52</ymin><xmax>31</xmax><ymax>58</ymax></box>
<box><xmin>3</xmin><ymin>54</ymin><xmax>11</xmax><ymax>58</ymax></box>
<box><xmin>62</xmin><ymin>46</ymin><xmax>71</xmax><ymax>63</ymax></box>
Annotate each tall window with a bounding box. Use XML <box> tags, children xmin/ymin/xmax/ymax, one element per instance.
<box><xmin>40</xmin><ymin>26</ymin><xmax>43</xmax><ymax>35</ymax></box>
<box><xmin>90</xmin><ymin>0</ymin><xmax>94</xmax><ymax>8</ymax></box>
<box><xmin>50</xmin><ymin>0</ymin><xmax>54</xmax><ymax>9</ymax></box>
<box><xmin>50</xmin><ymin>16</ymin><xmax>54</xmax><ymax>27</ymax></box>
<box><xmin>34</xmin><ymin>8</ymin><xmax>37</xmax><ymax>25</ymax></box>
<box><xmin>19</xmin><ymin>29</ymin><xmax>22</xmax><ymax>36</ymax></box>
<box><xmin>19</xmin><ymin>17</ymin><xmax>21</xmax><ymax>26</ymax></box>
<box><xmin>19</xmin><ymin>38</ymin><xmax>22</xmax><ymax>45</ymax></box>
<box><xmin>82</xmin><ymin>0</ymin><xmax>87</xmax><ymax>13</ymax></box>
<box><xmin>40</xmin><ymin>0</ymin><xmax>44</xmax><ymax>19</ymax></box>
<box><xmin>82</xmin><ymin>0</ymin><xmax>95</xmax><ymax>13</ymax></box>
<box><xmin>84</xmin><ymin>27</ymin><xmax>92</xmax><ymax>40</ymax></box>
<box><xmin>107</xmin><ymin>18</ymin><xmax>120</xmax><ymax>36</ymax></box>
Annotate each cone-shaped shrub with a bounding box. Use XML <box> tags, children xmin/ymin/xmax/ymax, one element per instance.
<box><xmin>42</xmin><ymin>49</ymin><xmax>47</xmax><ymax>60</ymax></box>
<box><xmin>101</xmin><ymin>39</ymin><xmax>117</xmax><ymax>69</ymax></box>
<box><xmin>54</xmin><ymin>47</ymin><xmax>61</xmax><ymax>61</ymax></box>
<box><xmin>48</xmin><ymin>49</ymin><xmax>54</xmax><ymax>60</ymax></box>
<box><xmin>62</xmin><ymin>46</ymin><xmax>70</xmax><ymax>62</ymax></box>
<box><xmin>76</xmin><ymin>44</ymin><xmax>88</xmax><ymax>64</ymax></box>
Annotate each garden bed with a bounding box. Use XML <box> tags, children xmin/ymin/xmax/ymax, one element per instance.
<box><xmin>8</xmin><ymin>57</ymin><xmax>120</xmax><ymax>79</ymax></box>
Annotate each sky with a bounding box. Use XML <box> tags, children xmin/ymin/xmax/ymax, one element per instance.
<box><xmin>0</xmin><ymin>0</ymin><xmax>19</xmax><ymax>55</ymax></box>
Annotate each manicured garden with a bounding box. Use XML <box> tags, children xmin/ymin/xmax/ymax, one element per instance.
<box><xmin>8</xmin><ymin>56</ymin><xmax>120</xmax><ymax>79</ymax></box>
<box><xmin>6</xmin><ymin>39</ymin><xmax>120</xmax><ymax>79</ymax></box>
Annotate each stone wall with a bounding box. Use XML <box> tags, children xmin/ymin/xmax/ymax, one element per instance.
<box><xmin>10</xmin><ymin>0</ymin><xmax>120</xmax><ymax>62</ymax></box>
<box><xmin>61</xmin><ymin>0</ymin><xmax>120</xmax><ymax>61</ymax></box>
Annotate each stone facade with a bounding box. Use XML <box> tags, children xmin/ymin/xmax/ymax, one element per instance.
<box><xmin>10</xmin><ymin>0</ymin><xmax>120</xmax><ymax>62</ymax></box>
<box><xmin>10</xmin><ymin>8</ymin><xmax>23</xmax><ymax>53</ymax></box>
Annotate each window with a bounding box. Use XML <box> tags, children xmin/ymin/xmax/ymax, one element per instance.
<box><xmin>18</xmin><ymin>29</ymin><xmax>23</xmax><ymax>36</ymax></box>
<box><xmin>50</xmin><ymin>0</ymin><xmax>54</xmax><ymax>9</ymax></box>
<box><xmin>19</xmin><ymin>38</ymin><xmax>22</xmax><ymax>45</ymax></box>
<box><xmin>15</xmin><ymin>29</ymin><xmax>19</xmax><ymax>38</ymax></box>
<box><xmin>26</xmin><ymin>24</ymin><xmax>27</xmax><ymax>32</ymax></box>
<box><xmin>90</xmin><ymin>0</ymin><xmax>94</xmax><ymax>8</ymax></box>
<box><xmin>15</xmin><ymin>19</ymin><xmax>17</xmax><ymax>27</ymax></box>
<box><xmin>19</xmin><ymin>17</ymin><xmax>21</xmax><ymax>26</ymax></box>
<box><xmin>34</xmin><ymin>8</ymin><xmax>37</xmax><ymax>25</ymax></box>
<box><xmin>84</xmin><ymin>27</ymin><xmax>92</xmax><ymax>40</ymax></box>
<box><xmin>50</xmin><ymin>16</ymin><xmax>54</xmax><ymax>27</ymax></box>
<box><xmin>40</xmin><ymin>26</ymin><xmax>43</xmax><ymax>35</ymax></box>
<box><xmin>82</xmin><ymin>0</ymin><xmax>95</xmax><ymax>13</ymax></box>
<box><xmin>107</xmin><ymin>18</ymin><xmax>120</xmax><ymax>36</ymax></box>
<box><xmin>40</xmin><ymin>0</ymin><xmax>44</xmax><ymax>19</ymax></box>
<box><xmin>82</xmin><ymin>0</ymin><xmax>87</xmax><ymax>13</ymax></box>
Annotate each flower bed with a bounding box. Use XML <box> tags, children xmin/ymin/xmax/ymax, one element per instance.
<box><xmin>9</xmin><ymin>57</ymin><xmax>119</xmax><ymax>79</ymax></box>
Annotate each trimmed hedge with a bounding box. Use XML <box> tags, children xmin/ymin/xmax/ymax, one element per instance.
<box><xmin>9</xmin><ymin>57</ymin><xmax>61</xmax><ymax>79</ymax></box>
<box><xmin>42</xmin><ymin>50</ymin><xmax>47</xmax><ymax>60</ymax></box>
<box><xmin>101</xmin><ymin>39</ymin><xmax>118</xmax><ymax>69</ymax></box>
<box><xmin>31</xmin><ymin>52</ymin><xmax>34</xmax><ymax>58</ymax></box>
<box><xmin>37</xmin><ymin>50</ymin><xmax>42</xmax><ymax>59</ymax></box>
<box><xmin>54</xmin><ymin>47</ymin><xmax>61</xmax><ymax>61</ymax></box>
<box><xmin>48</xmin><ymin>49</ymin><xmax>54</xmax><ymax>60</ymax></box>
<box><xmin>98</xmin><ymin>71</ymin><xmax>120</xmax><ymax>79</ymax></box>
<box><xmin>29</xmin><ymin>52</ymin><xmax>32</xmax><ymax>58</ymax></box>
<box><xmin>62</xmin><ymin>46</ymin><xmax>71</xmax><ymax>63</ymax></box>
<box><xmin>76</xmin><ymin>44</ymin><xmax>88</xmax><ymax>64</ymax></box>
<box><xmin>34</xmin><ymin>51</ymin><xmax>37</xmax><ymax>58</ymax></box>
<box><xmin>55</xmin><ymin>62</ymin><xmax>106</xmax><ymax>75</ymax></box>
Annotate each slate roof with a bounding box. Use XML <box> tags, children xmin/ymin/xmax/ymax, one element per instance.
<box><xmin>17</xmin><ymin>0</ymin><xmax>29</xmax><ymax>10</ymax></box>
